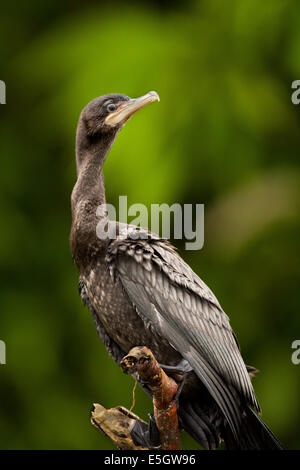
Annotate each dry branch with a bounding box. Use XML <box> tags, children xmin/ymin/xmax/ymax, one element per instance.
<box><xmin>91</xmin><ymin>404</ymin><xmax>148</xmax><ymax>450</ymax></box>
<box><xmin>91</xmin><ymin>346</ymin><xmax>182</xmax><ymax>450</ymax></box>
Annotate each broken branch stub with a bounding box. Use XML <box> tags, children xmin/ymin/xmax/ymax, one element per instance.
<box><xmin>120</xmin><ymin>346</ymin><xmax>182</xmax><ymax>450</ymax></box>
<box><xmin>91</xmin><ymin>404</ymin><xmax>148</xmax><ymax>450</ymax></box>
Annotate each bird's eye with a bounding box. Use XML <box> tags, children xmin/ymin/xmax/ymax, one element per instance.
<box><xmin>107</xmin><ymin>103</ymin><xmax>116</xmax><ymax>112</ymax></box>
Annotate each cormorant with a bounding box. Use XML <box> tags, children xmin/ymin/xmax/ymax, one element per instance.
<box><xmin>70</xmin><ymin>91</ymin><xmax>282</xmax><ymax>449</ymax></box>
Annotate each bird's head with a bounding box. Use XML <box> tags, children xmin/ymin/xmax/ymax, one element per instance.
<box><xmin>76</xmin><ymin>91</ymin><xmax>159</xmax><ymax>170</ymax></box>
<box><xmin>77</xmin><ymin>90</ymin><xmax>158</xmax><ymax>140</ymax></box>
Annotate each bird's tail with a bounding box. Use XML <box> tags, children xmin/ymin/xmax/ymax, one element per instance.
<box><xmin>223</xmin><ymin>406</ymin><xmax>283</xmax><ymax>450</ymax></box>
<box><xmin>179</xmin><ymin>399</ymin><xmax>283</xmax><ymax>450</ymax></box>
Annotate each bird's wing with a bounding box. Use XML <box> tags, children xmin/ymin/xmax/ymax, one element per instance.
<box><xmin>106</xmin><ymin>229</ymin><xmax>259</xmax><ymax>437</ymax></box>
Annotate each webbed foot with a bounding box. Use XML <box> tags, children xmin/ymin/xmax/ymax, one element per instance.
<box><xmin>131</xmin><ymin>413</ymin><xmax>161</xmax><ymax>449</ymax></box>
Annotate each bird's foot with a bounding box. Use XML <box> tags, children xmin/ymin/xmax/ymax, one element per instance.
<box><xmin>173</xmin><ymin>373</ymin><xmax>188</xmax><ymax>406</ymax></box>
<box><xmin>131</xmin><ymin>413</ymin><xmax>161</xmax><ymax>449</ymax></box>
<box><xmin>159</xmin><ymin>359</ymin><xmax>192</xmax><ymax>408</ymax></box>
<box><xmin>159</xmin><ymin>358</ymin><xmax>193</xmax><ymax>375</ymax></box>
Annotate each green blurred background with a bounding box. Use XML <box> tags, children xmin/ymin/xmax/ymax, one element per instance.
<box><xmin>0</xmin><ymin>0</ymin><xmax>299</xmax><ymax>450</ymax></box>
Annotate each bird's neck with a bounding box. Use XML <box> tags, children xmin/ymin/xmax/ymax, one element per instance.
<box><xmin>71</xmin><ymin>153</ymin><xmax>106</xmax><ymax>211</ymax></box>
<box><xmin>70</xmin><ymin>134</ymin><xmax>115</xmax><ymax>267</ymax></box>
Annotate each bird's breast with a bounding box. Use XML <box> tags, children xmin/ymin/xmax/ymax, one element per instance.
<box><xmin>81</xmin><ymin>256</ymin><xmax>181</xmax><ymax>365</ymax></box>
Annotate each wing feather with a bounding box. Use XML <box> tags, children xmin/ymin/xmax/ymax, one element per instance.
<box><xmin>106</xmin><ymin>232</ymin><xmax>259</xmax><ymax>435</ymax></box>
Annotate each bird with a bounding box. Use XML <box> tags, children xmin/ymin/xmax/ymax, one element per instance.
<box><xmin>70</xmin><ymin>91</ymin><xmax>282</xmax><ymax>450</ymax></box>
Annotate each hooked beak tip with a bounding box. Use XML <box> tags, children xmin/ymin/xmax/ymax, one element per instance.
<box><xmin>105</xmin><ymin>90</ymin><xmax>160</xmax><ymax>127</ymax></box>
<box><xmin>148</xmin><ymin>90</ymin><xmax>160</xmax><ymax>102</ymax></box>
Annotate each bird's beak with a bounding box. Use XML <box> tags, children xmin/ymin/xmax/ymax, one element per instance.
<box><xmin>105</xmin><ymin>91</ymin><xmax>160</xmax><ymax>127</ymax></box>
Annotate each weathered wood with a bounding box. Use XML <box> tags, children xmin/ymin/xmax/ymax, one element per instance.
<box><xmin>91</xmin><ymin>404</ymin><xmax>148</xmax><ymax>450</ymax></box>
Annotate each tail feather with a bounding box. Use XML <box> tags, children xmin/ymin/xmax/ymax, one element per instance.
<box><xmin>179</xmin><ymin>398</ymin><xmax>223</xmax><ymax>450</ymax></box>
<box><xmin>179</xmin><ymin>401</ymin><xmax>220</xmax><ymax>450</ymax></box>
<box><xmin>223</xmin><ymin>406</ymin><xmax>283</xmax><ymax>450</ymax></box>
<box><xmin>180</xmin><ymin>399</ymin><xmax>283</xmax><ymax>450</ymax></box>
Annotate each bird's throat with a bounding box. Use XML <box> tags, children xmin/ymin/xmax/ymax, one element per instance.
<box><xmin>70</xmin><ymin>137</ymin><xmax>113</xmax><ymax>266</ymax></box>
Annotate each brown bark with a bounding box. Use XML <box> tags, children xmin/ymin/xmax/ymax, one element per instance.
<box><xmin>91</xmin><ymin>404</ymin><xmax>148</xmax><ymax>450</ymax></box>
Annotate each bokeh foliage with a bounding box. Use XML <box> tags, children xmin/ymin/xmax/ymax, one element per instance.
<box><xmin>0</xmin><ymin>0</ymin><xmax>299</xmax><ymax>449</ymax></box>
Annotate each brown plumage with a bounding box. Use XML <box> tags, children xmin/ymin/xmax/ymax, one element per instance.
<box><xmin>70</xmin><ymin>92</ymin><xmax>282</xmax><ymax>449</ymax></box>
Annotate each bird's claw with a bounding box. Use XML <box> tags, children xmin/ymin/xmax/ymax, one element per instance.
<box><xmin>159</xmin><ymin>358</ymin><xmax>193</xmax><ymax>375</ymax></box>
